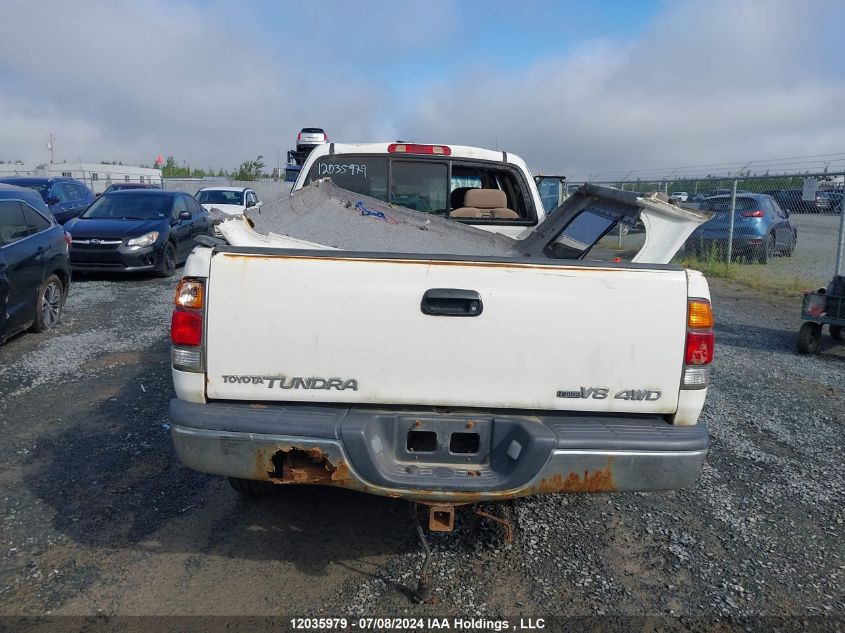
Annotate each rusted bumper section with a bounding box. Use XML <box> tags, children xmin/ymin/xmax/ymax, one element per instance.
<box><xmin>169</xmin><ymin>399</ymin><xmax>708</xmax><ymax>503</ymax></box>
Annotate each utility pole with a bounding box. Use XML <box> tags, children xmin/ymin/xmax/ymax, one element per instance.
<box><xmin>47</xmin><ymin>133</ymin><xmax>55</xmax><ymax>164</ymax></box>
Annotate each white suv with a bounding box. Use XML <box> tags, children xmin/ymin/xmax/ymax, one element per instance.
<box><xmin>195</xmin><ymin>187</ymin><xmax>261</xmax><ymax>216</ymax></box>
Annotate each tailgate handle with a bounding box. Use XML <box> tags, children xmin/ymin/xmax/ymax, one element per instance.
<box><xmin>421</xmin><ymin>288</ymin><xmax>483</xmax><ymax>317</ymax></box>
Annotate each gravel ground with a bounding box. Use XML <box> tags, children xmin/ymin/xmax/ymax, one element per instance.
<box><xmin>0</xmin><ymin>271</ymin><xmax>843</xmax><ymax>630</ymax></box>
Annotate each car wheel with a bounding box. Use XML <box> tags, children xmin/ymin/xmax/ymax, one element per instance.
<box><xmin>797</xmin><ymin>322</ymin><xmax>822</xmax><ymax>354</ymax></box>
<box><xmin>830</xmin><ymin>325</ymin><xmax>844</xmax><ymax>341</ymax></box>
<box><xmin>782</xmin><ymin>234</ymin><xmax>795</xmax><ymax>257</ymax></box>
<box><xmin>228</xmin><ymin>477</ymin><xmax>279</xmax><ymax>497</ymax></box>
<box><xmin>757</xmin><ymin>234</ymin><xmax>775</xmax><ymax>265</ymax></box>
<box><xmin>30</xmin><ymin>274</ymin><xmax>64</xmax><ymax>333</ymax></box>
<box><xmin>157</xmin><ymin>241</ymin><xmax>177</xmax><ymax>277</ymax></box>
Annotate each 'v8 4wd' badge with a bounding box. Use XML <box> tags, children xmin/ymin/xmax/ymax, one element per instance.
<box><xmin>557</xmin><ymin>387</ymin><xmax>661</xmax><ymax>401</ymax></box>
<box><xmin>613</xmin><ymin>389</ymin><xmax>661</xmax><ymax>401</ymax></box>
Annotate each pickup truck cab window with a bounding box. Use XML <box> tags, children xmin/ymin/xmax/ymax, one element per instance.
<box><xmin>449</xmin><ymin>163</ymin><xmax>527</xmax><ymax>221</ymax></box>
<box><xmin>390</xmin><ymin>160</ymin><xmax>448</xmax><ymax>214</ymax></box>
<box><xmin>306</xmin><ymin>156</ymin><xmax>389</xmax><ymax>202</ymax></box>
<box><xmin>305</xmin><ymin>154</ymin><xmax>536</xmax><ymax>225</ymax></box>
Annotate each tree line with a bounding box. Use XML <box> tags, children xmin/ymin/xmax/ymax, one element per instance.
<box><xmin>154</xmin><ymin>155</ymin><xmax>267</xmax><ymax>181</ymax></box>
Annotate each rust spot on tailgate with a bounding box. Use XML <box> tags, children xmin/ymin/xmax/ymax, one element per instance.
<box><xmin>537</xmin><ymin>458</ymin><xmax>616</xmax><ymax>493</ymax></box>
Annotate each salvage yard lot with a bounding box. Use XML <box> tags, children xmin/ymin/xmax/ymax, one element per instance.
<box><xmin>0</xmin><ymin>273</ymin><xmax>843</xmax><ymax>619</ymax></box>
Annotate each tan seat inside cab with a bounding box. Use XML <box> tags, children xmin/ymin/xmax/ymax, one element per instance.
<box><xmin>451</xmin><ymin>189</ymin><xmax>519</xmax><ymax>219</ymax></box>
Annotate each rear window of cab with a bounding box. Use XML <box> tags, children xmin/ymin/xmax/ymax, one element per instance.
<box><xmin>304</xmin><ymin>155</ymin><xmax>537</xmax><ymax>225</ymax></box>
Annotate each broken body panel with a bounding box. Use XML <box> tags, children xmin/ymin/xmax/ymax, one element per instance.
<box><xmin>219</xmin><ymin>180</ymin><xmax>710</xmax><ymax>265</ymax></box>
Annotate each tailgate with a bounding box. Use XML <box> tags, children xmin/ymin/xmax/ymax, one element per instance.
<box><xmin>205</xmin><ymin>249</ymin><xmax>688</xmax><ymax>414</ymax></box>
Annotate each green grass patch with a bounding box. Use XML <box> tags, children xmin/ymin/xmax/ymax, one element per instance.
<box><xmin>677</xmin><ymin>250</ymin><xmax>819</xmax><ymax>295</ymax></box>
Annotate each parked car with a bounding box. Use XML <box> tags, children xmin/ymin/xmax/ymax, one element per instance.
<box><xmin>64</xmin><ymin>190</ymin><xmax>212</xmax><ymax>276</ymax></box>
<box><xmin>296</xmin><ymin>127</ymin><xmax>328</xmax><ymax>155</ymax></box>
<box><xmin>713</xmin><ymin>188</ymin><xmax>752</xmax><ymax>197</ymax></box>
<box><xmin>687</xmin><ymin>194</ymin><xmax>797</xmax><ymax>263</ymax></box>
<box><xmin>762</xmin><ymin>189</ymin><xmax>824</xmax><ymax>214</ymax></box>
<box><xmin>0</xmin><ymin>184</ymin><xmax>71</xmax><ymax>344</ymax></box>
<box><xmin>195</xmin><ymin>187</ymin><xmax>261</xmax><ymax>216</ymax></box>
<box><xmin>686</xmin><ymin>193</ymin><xmax>707</xmax><ymax>204</ymax></box>
<box><xmin>817</xmin><ymin>190</ymin><xmax>842</xmax><ymax>214</ymax></box>
<box><xmin>0</xmin><ymin>176</ymin><xmax>95</xmax><ymax>224</ymax></box>
<box><xmin>101</xmin><ymin>182</ymin><xmax>161</xmax><ymax>195</ymax></box>
<box><xmin>670</xmin><ymin>191</ymin><xmax>689</xmax><ymax>202</ymax></box>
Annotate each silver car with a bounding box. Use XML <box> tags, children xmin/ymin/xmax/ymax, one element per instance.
<box><xmin>296</xmin><ymin>127</ymin><xmax>328</xmax><ymax>154</ymax></box>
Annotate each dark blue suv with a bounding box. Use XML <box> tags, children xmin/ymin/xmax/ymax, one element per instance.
<box><xmin>0</xmin><ymin>177</ymin><xmax>95</xmax><ymax>225</ymax></box>
<box><xmin>0</xmin><ymin>184</ymin><xmax>72</xmax><ymax>344</ymax></box>
<box><xmin>687</xmin><ymin>193</ymin><xmax>798</xmax><ymax>264</ymax></box>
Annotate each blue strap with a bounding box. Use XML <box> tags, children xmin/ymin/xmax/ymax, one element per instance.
<box><xmin>354</xmin><ymin>201</ymin><xmax>398</xmax><ymax>224</ymax></box>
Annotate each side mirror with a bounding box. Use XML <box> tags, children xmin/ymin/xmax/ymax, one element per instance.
<box><xmin>179</xmin><ymin>210</ymin><xmax>192</xmax><ymax>221</ymax></box>
<box><xmin>95</xmin><ymin>193</ymin><xmax>102</xmax><ymax>198</ymax></box>
<box><xmin>246</xmin><ymin>200</ymin><xmax>256</xmax><ymax>208</ymax></box>
<box><xmin>47</xmin><ymin>196</ymin><xmax>60</xmax><ymax>205</ymax></box>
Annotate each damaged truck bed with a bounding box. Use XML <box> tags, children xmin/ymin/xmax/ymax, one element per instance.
<box><xmin>214</xmin><ymin>178</ymin><xmax>710</xmax><ymax>264</ymax></box>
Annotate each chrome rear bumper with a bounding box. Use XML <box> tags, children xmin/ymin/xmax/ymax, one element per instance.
<box><xmin>170</xmin><ymin>399</ymin><xmax>708</xmax><ymax>503</ymax></box>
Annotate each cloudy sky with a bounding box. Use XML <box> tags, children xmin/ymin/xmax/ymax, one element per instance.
<box><xmin>1</xmin><ymin>0</ymin><xmax>843</xmax><ymax>177</ymax></box>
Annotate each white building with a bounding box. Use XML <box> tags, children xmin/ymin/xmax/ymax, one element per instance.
<box><xmin>0</xmin><ymin>162</ymin><xmax>162</xmax><ymax>194</ymax></box>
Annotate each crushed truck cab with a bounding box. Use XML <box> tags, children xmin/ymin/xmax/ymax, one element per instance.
<box><xmin>168</xmin><ymin>145</ymin><xmax>714</xmax><ymax>504</ymax></box>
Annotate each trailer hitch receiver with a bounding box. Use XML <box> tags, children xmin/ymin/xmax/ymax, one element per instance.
<box><xmin>429</xmin><ymin>505</ymin><xmax>456</xmax><ymax>531</ymax></box>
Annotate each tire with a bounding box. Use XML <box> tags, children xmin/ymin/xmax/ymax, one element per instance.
<box><xmin>830</xmin><ymin>325</ymin><xmax>844</xmax><ymax>341</ymax></box>
<box><xmin>157</xmin><ymin>241</ymin><xmax>177</xmax><ymax>277</ymax></box>
<box><xmin>797</xmin><ymin>322</ymin><xmax>822</xmax><ymax>354</ymax></box>
<box><xmin>782</xmin><ymin>233</ymin><xmax>795</xmax><ymax>257</ymax></box>
<box><xmin>757</xmin><ymin>234</ymin><xmax>775</xmax><ymax>265</ymax></box>
<box><xmin>30</xmin><ymin>274</ymin><xmax>64</xmax><ymax>333</ymax></box>
<box><xmin>228</xmin><ymin>477</ymin><xmax>279</xmax><ymax>497</ymax></box>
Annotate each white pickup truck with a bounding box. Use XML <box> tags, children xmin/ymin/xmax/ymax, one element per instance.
<box><xmin>167</xmin><ymin>142</ymin><xmax>714</xmax><ymax>511</ymax></box>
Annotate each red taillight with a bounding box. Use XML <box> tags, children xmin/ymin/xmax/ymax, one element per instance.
<box><xmin>323</xmin><ymin>133</ymin><xmax>328</xmax><ymax>141</ymax></box>
<box><xmin>685</xmin><ymin>331</ymin><xmax>714</xmax><ymax>365</ymax></box>
<box><xmin>685</xmin><ymin>298</ymin><xmax>714</xmax><ymax>364</ymax></box>
<box><xmin>297</xmin><ymin>132</ymin><xmax>302</xmax><ymax>141</ymax></box>
<box><xmin>171</xmin><ymin>310</ymin><xmax>202</xmax><ymax>346</ymax></box>
<box><xmin>740</xmin><ymin>210</ymin><xmax>764</xmax><ymax>217</ymax></box>
<box><xmin>388</xmin><ymin>143</ymin><xmax>451</xmax><ymax>156</ymax></box>
<box><xmin>683</xmin><ymin>298</ymin><xmax>714</xmax><ymax>389</ymax></box>
<box><xmin>63</xmin><ymin>232</ymin><xmax>71</xmax><ymax>247</ymax></box>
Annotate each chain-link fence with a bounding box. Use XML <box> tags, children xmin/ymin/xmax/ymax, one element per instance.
<box><xmin>161</xmin><ymin>179</ymin><xmax>293</xmax><ymax>204</ymax></box>
<box><xmin>75</xmin><ymin>173</ymin><xmax>162</xmax><ymax>194</ymax></box>
<box><xmin>564</xmin><ymin>172</ymin><xmax>845</xmax><ymax>293</ymax></box>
